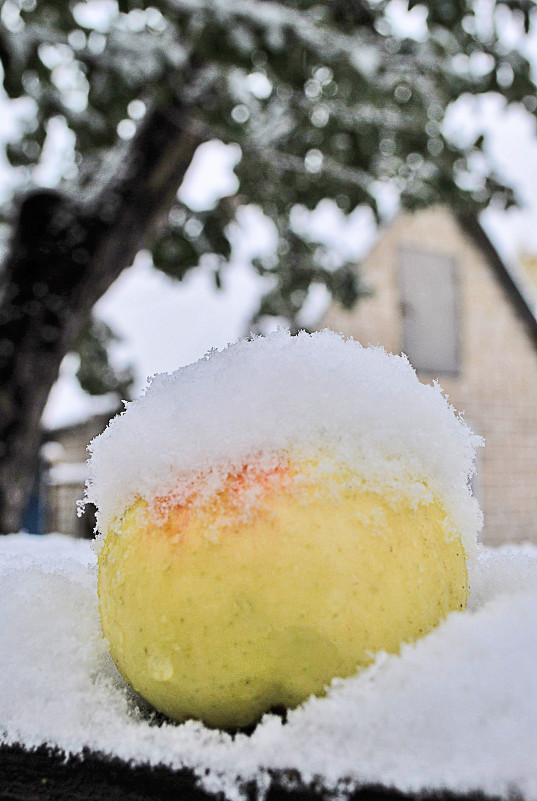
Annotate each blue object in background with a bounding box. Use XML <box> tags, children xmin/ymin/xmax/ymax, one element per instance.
<box><xmin>21</xmin><ymin>464</ymin><xmax>45</xmax><ymax>535</ymax></box>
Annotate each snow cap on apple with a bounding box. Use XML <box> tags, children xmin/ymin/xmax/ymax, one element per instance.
<box><xmin>86</xmin><ymin>330</ymin><xmax>482</xmax><ymax>728</ymax></box>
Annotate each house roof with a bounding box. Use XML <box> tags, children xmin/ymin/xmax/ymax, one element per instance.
<box><xmin>457</xmin><ymin>213</ymin><xmax>537</xmax><ymax>352</ymax></box>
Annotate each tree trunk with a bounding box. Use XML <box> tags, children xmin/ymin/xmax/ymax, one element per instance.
<box><xmin>0</xmin><ymin>99</ymin><xmax>202</xmax><ymax>534</ymax></box>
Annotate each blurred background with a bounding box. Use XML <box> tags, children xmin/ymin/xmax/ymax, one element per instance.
<box><xmin>1</xmin><ymin>0</ymin><xmax>537</xmax><ymax>543</ymax></box>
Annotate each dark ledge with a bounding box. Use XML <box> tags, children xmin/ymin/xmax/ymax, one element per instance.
<box><xmin>0</xmin><ymin>742</ymin><xmax>504</xmax><ymax>801</ymax></box>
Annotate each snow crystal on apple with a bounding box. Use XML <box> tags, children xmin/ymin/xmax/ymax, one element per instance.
<box><xmin>85</xmin><ymin>329</ymin><xmax>483</xmax><ymax>555</ymax></box>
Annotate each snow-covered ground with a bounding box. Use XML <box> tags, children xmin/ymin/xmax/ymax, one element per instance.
<box><xmin>1</xmin><ymin>532</ymin><xmax>537</xmax><ymax>800</ymax></box>
<box><xmin>3</xmin><ymin>333</ymin><xmax>537</xmax><ymax>799</ymax></box>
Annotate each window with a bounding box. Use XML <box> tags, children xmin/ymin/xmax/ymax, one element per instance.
<box><xmin>398</xmin><ymin>246</ymin><xmax>461</xmax><ymax>375</ymax></box>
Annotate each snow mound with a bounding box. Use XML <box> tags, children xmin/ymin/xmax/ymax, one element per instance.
<box><xmin>1</xmin><ymin>534</ymin><xmax>537</xmax><ymax>800</ymax></box>
<box><xmin>86</xmin><ymin>330</ymin><xmax>482</xmax><ymax>553</ymax></box>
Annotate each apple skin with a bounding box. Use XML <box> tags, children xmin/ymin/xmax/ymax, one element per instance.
<box><xmin>97</xmin><ymin>462</ymin><xmax>468</xmax><ymax>729</ymax></box>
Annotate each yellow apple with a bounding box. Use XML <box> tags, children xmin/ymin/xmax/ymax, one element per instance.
<box><xmin>97</xmin><ymin>458</ymin><xmax>468</xmax><ymax>729</ymax></box>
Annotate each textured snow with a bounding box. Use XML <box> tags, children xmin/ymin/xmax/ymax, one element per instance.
<box><xmin>86</xmin><ymin>330</ymin><xmax>483</xmax><ymax>556</ymax></box>
<box><xmin>1</xmin><ymin>533</ymin><xmax>537</xmax><ymax>800</ymax></box>
<box><xmin>9</xmin><ymin>330</ymin><xmax>529</xmax><ymax>798</ymax></box>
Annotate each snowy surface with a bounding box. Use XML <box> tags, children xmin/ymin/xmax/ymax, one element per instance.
<box><xmin>86</xmin><ymin>331</ymin><xmax>482</xmax><ymax>555</ymax></box>
<box><xmin>1</xmin><ymin>531</ymin><xmax>537</xmax><ymax>800</ymax></box>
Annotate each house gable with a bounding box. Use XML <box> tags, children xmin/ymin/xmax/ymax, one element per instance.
<box><xmin>320</xmin><ymin>206</ymin><xmax>537</xmax><ymax>546</ymax></box>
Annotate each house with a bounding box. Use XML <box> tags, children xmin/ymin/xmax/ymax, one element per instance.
<box><xmin>320</xmin><ymin>206</ymin><xmax>537</xmax><ymax>547</ymax></box>
<box><xmin>40</xmin><ymin>414</ymin><xmax>112</xmax><ymax>538</ymax></box>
